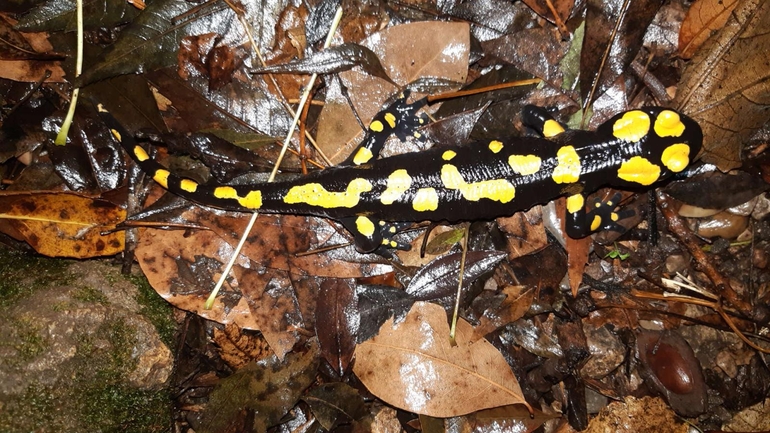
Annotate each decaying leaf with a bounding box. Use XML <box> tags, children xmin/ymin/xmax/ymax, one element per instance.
<box><xmin>0</xmin><ymin>192</ymin><xmax>125</xmax><ymax>258</ymax></box>
<box><xmin>678</xmin><ymin>0</ymin><xmax>739</xmax><ymax>59</ymax></box>
<box><xmin>354</xmin><ymin>302</ymin><xmax>531</xmax><ymax>417</ymax></box>
<box><xmin>301</xmin><ymin>382</ymin><xmax>368</xmax><ymax>431</ymax></box>
<box><xmin>200</xmin><ymin>339</ymin><xmax>320</xmax><ymax>433</ymax></box>
<box><xmin>675</xmin><ymin>0</ymin><xmax>770</xmax><ymax>171</ymax></box>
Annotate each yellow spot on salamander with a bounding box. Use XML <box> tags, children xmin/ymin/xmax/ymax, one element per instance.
<box><xmin>110</xmin><ymin>129</ymin><xmax>122</xmax><ymax>142</ymax></box>
<box><xmin>508</xmin><ymin>154</ymin><xmax>542</xmax><ymax>175</ymax></box>
<box><xmin>153</xmin><ymin>170</ymin><xmax>170</xmax><ymax>188</ymax></box>
<box><xmin>412</xmin><ymin>187</ymin><xmax>439</xmax><ymax>212</ymax></box>
<box><xmin>442</xmin><ymin>150</ymin><xmax>456</xmax><ymax>161</ymax></box>
<box><xmin>441</xmin><ymin>164</ymin><xmax>516</xmax><ymax>203</ymax></box>
<box><xmin>369</xmin><ymin>120</ymin><xmax>384</xmax><ymax>132</ymax></box>
<box><xmin>488</xmin><ymin>140</ymin><xmax>504</xmax><ymax>153</ymax></box>
<box><xmin>542</xmin><ymin>119</ymin><xmax>565</xmax><ymax>138</ymax></box>
<box><xmin>613</xmin><ymin>111</ymin><xmax>650</xmax><ymax>142</ymax></box>
<box><xmin>661</xmin><ymin>143</ymin><xmax>691</xmax><ymax>172</ymax></box>
<box><xmin>380</xmin><ymin>169</ymin><xmax>412</xmax><ymax>205</ymax></box>
<box><xmin>384</xmin><ymin>112</ymin><xmax>397</xmax><ymax>128</ymax></box>
<box><xmin>214</xmin><ymin>186</ymin><xmax>239</xmax><ymax>200</ymax></box>
<box><xmin>237</xmin><ymin>190</ymin><xmax>262</xmax><ymax>209</ymax></box>
<box><xmin>390</xmin><ymin>241</ymin><xmax>398</xmax><ymax>248</ymax></box>
<box><xmin>654</xmin><ymin>110</ymin><xmax>685</xmax><ymax>137</ymax></box>
<box><xmin>133</xmin><ymin>145</ymin><xmax>149</xmax><ymax>162</ymax></box>
<box><xmin>353</xmin><ymin>147</ymin><xmax>374</xmax><ymax>165</ymax></box>
<box><xmin>356</xmin><ymin>216</ymin><xmax>375</xmax><ymax>237</ymax></box>
<box><xmin>180</xmin><ymin>179</ymin><xmax>198</xmax><ymax>193</ymax></box>
<box><xmin>284</xmin><ymin>178</ymin><xmax>373</xmax><ymax>208</ymax></box>
<box><xmin>590</xmin><ymin>215</ymin><xmax>602</xmax><ymax>232</ymax></box>
<box><xmin>552</xmin><ymin>146</ymin><xmax>581</xmax><ymax>184</ymax></box>
<box><xmin>618</xmin><ymin>156</ymin><xmax>661</xmax><ymax>185</ymax></box>
<box><xmin>97</xmin><ymin>103</ymin><xmax>108</xmax><ymax>113</ymax></box>
<box><xmin>611</xmin><ymin>213</ymin><xmax>619</xmax><ymax>221</ymax></box>
<box><xmin>566</xmin><ymin>194</ymin><xmax>584</xmax><ymax>214</ymax></box>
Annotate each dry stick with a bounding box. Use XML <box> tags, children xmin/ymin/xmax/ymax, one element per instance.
<box><xmin>204</xmin><ymin>6</ymin><xmax>344</xmax><ymax>309</ymax></box>
<box><xmin>656</xmin><ymin>191</ymin><xmax>762</xmax><ymax>321</ymax></box>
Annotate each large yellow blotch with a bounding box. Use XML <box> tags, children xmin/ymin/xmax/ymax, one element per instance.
<box><xmin>661</xmin><ymin>143</ymin><xmax>691</xmax><ymax>172</ymax></box>
<box><xmin>384</xmin><ymin>112</ymin><xmax>397</xmax><ymax>128</ymax></box>
<box><xmin>179</xmin><ymin>179</ymin><xmax>198</xmax><ymax>193</ymax></box>
<box><xmin>508</xmin><ymin>154</ymin><xmax>542</xmax><ymax>175</ymax></box>
<box><xmin>552</xmin><ymin>146</ymin><xmax>581</xmax><ymax>184</ymax></box>
<box><xmin>356</xmin><ymin>216</ymin><xmax>375</xmax><ymax>237</ymax></box>
<box><xmin>369</xmin><ymin>120</ymin><xmax>384</xmax><ymax>132</ymax></box>
<box><xmin>613</xmin><ymin>111</ymin><xmax>650</xmax><ymax>142</ymax></box>
<box><xmin>441</xmin><ymin>164</ymin><xmax>515</xmax><ymax>203</ymax></box>
<box><xmin>412</xmin><ymin>187</ymin><xmax>439</xmax><ymax>212</ymax></box>
<box><xmin>542</xmin><ymin>119</ymin><xmax>565</xmax><ymax>138</ymax></box>
<box><xmin>284</xmin><ymin>178</ymin><xmax>373</xmax><ymax>208</ymax></box>
<box><xmin>237</xmin><ymin>190</ymin><xmax>262</xmax><ymax>209</ymax></box>
<box><xmin>214</xmin><ymin>186</ymin><xmax>239</xmax><ymax>199</ymax></box>
<box><xmin>654</xmin><ymin>110</ymin><xmax>685</xmax><ymax>137</ymax></box>
<box><xmin>380</xmin><ymin>169</ymin><xmax>412</xmax><ymax>205</ymax></box>
<box><xmin>618</xmin><ymin>156</ymin><xmax>661</xmax><ymax>186</ymax></box>
<box><xmin>353</xmin><ymin>147</ymin><xmax>373</xmax><ymax>165</ymax></box>
<box><xmin>133</xmin><ymin>145</ymin><xmax>149</xmax><ymax>162</ymax></box>
<box><xmin>488</xmin><ymin>140</ymin><xmax>504</xmax><ymax>153</ymax></box>
<box><xmin>566</xmin><ymin>194</ymin><xmax>584</xmax><ymax>214</ymax></box>
<box><xmin>212</xmin><ymin>186</ymin><xmax>262</xmax><ymax>209</ymax></box>
<box><xmin>153</xmin><ymin>170</ymin><xmax>170</xmax><ymax>188</ymax></box>
<box><xmin>442</xmin><ymin>150</ymin><xmax>456</xmax><ymax>161</ymax></box>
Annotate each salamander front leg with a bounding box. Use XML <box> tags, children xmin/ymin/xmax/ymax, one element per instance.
<box><xmin>565</xmin><ymin>192</ymin><xmax>634</xmax><ymax>238</ymax></box>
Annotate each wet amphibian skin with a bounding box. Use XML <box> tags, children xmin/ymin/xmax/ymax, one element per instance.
<box><xmin>98</xmin><ymin>95</ymin><xmax>703</xmax><ymax>255</ymax></box>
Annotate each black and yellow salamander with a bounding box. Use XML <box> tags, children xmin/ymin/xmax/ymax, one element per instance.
<box><xmin>97</xmin><ymin>94</ymin><xmax>703</xmax><ymax>255</ymax></box>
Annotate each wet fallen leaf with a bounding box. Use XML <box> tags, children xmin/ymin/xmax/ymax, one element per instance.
<box><xmin>0</xmin><ymin>192</ymin><xmax>125</xmax><ymax>258</ymax></box>
<box><xmin>675</xmin><ymin>0</ymin><xmax>770</xmax><ymax>171</ymax></box>
<box><xmin>354</xmin><ymin>302</ymin><xmax>531</xmax><ymax>417</ymax></box>
<box><xmin>678</xmin><ymin>0</ymin><xmax>739</xmax><ymax>59</ymax></box>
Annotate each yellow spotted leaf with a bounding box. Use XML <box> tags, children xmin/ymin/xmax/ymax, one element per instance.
<box><xmin>0</xmin><ymin>192</ymin><xmax>125</xmax><ymax>258</ymax></box>
<box><xmin>354</xmin><ymin>302</ymin><xmax>531</xmax><ymax>417</ymax></box>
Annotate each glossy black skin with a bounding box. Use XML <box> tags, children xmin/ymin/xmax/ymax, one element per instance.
<box><xmin>99</xmin><ymin>99</ymin><xmax>703</xmax><ymax>253</ymax></box>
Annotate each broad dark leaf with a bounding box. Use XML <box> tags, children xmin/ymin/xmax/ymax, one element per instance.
<box><xmin>15</xmin><ymin>0</ymin><xmax>140</xmax><ymax>32</ymax></box>
<box><xmin>315</xmin><ymin>279</ymin><xmax>357</xmax><ymax>376</ymax></box>
<box><xmin>580</xmin><ymin>0</ymin><xmax>664</xmax><ymax>105</ymax></box>
<box><xmin>356</xmin><ymin>284</ymin><xmax>415</xmax><ymax>343</ymax></box>
<box><xmin>162</xmin><ymin>132</ymin><xmax>273</xmax><ymax>183</ymax></box>
<box><xmin>406</xmin><ymin>250</ymin><xmax>507</xmax><ymax>302</ymax></box>
<box><xmin>251</xmin><ymin>43</ymin><xmax>394</xmax><ymax>85</ymax></box>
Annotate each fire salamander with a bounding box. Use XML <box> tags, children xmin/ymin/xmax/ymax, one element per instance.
<box><xmin>97</xmin><ymin>94</ymin><xmax>703</xmax><ymax>256</ymax></box>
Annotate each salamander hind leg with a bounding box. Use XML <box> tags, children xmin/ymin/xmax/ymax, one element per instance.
<box><xmin>344</xmin><ymin>91</ymin><xmax>428</xmax><ymax>167</ymax></box>
<box><xmin>565</xmin><ymin>192</ymin><xmax>635</xmax><ymax>238</ymax></box>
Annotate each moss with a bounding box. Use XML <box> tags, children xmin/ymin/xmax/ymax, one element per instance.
<box><xmin>125</xmin><ymin>273</ymin><xmax>176</xmax><ymax>348</ymax></box>
<box><xmin>0</xmin><ymin>315</ymin><xmax>48</xmax><ymax>367</ymax></box>
<box><xmin>72</xmin><ymin>286</ymin><xmax>109</xmax><ymax>304</ymax></box>
<box><xmin>0</xmin><ymin>319</ymin><xmax>169</xmax><ymax>433</ymax></box>
<box><xmin>0</xmin><ymin>248</ymin><xmax>73</xmax><ymax>308</ymax></box>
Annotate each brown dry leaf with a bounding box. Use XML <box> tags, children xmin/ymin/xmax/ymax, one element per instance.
<box><xmin>473</xmin><ymin>285</ymin><xmax>535</xmax><ymax>340</ymax></box>
<box><xmin>678</xmin><ymin>0</ymin><xmax>739</xmax><ymax>59</ymax></box>
<box><xmin>522</xmin><ymin>0</ymin><xmax>574</xmax><ymax>34</ymax></box>
<box><xmin>354</xmin><ymin>302</ymin><xmax>531</xmax><ymax>417</ymax></box>
<box><xmin>0</xmin><ymin>191</ymin><xmax>125</xmax><ymax>258</ymax></box>
<box><xmin>0</xmin><ymin>14</ymin><xmax>65</xmax><ymax>82</ymax></box>
<box><xmin>674</xmin><ymin>0</ymin><xmax>770</xmax><ymax>171</ymax></box>
<box><xmin>497</xmin><ymin>206</ymin><xmax>547</xmax><ymax>260</ymax></box>
<box><xmin>318</xmin><ymin>21</ymin><xmax>470</xmax><ymax>164</ymax></box>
